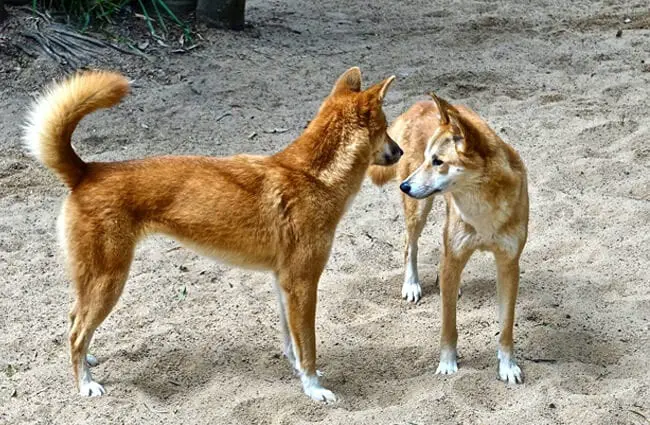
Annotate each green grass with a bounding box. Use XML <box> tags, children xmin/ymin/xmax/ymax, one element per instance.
<box><xmin>31</xmin><ymin>0</ymin><xmax>192</xmax><ymax>40</ymax></box>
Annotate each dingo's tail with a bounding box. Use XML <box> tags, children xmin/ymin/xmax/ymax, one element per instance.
<box><xmin>367</xmin><ymin>163</ymin><xmax>397</xmax><ymax>186</ymax></box>
<box><xmin>23</xmin><ymin>71</ymin><xmax>130</xmax><ymax>188</ymax></box>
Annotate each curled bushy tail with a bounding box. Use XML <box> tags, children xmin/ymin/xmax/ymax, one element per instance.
<box><xmin>23</xmin><ymin>71</ymin><xmax>130</xmax><ymax>188</ymax></box>
<box><xmin>367</xmin><ymin>163</ymin><xmax>397</xmax><ymax>186</ymax></box>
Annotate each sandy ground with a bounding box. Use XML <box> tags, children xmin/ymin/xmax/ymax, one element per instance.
<box><xmin>1</xmin><ymin>0</ymin><xmax>649</xmax><ymax>424</ymax></box>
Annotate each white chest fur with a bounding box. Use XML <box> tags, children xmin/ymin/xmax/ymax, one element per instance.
<box><xmin>450</xmin><ymin>195</ymin><xmax>520</xmax><ymax>257</ymax></box>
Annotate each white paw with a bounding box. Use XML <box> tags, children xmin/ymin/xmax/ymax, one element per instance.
<box><xmin>435</xmin><ymin>359</ymin><xmax>458</xmax><ymax>375</ymax></box>
<box><xmin>79</xmin><ymin>380</ymin><xmax>105</xmax><ymax>397</ymax></box>
<box><xmin>402</xmin><ymin>281</ymin><xmax>422</xmax><ymax>303</ymax></box>
<box><xmin>305</xmin><ymin>385</ymin><xmax>337</xmax><ymax>403</ymax></box>
<box><xmin>498</xmin><ymin>352</ymin><xmax>523</xmax><ymax>384</ymax></box>
<box><xmin>436</xmin><ymin>350</ymin><xmax>458</xmax><ymax>375</ymax></box>
<box><xmin>85</xmin><ymin>354</ymin><xmax>99</xmax><ymax>367</ymax></box>
<box><xmin>301</xmin><ymin>374</ymin><xmax>337</xmax><ymax>403</ymax></box>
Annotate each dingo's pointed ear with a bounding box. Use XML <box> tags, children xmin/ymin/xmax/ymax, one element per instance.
<box><xmin>452</xmin><ymin>133</ymin><xmax>467</xmax><ymax>153</ymax></box>
<box><xmin>448</xmin><ymin>113</ymin><xmax>469</xmax><ymax>153</ymax></box>
<box><xmin>364</xmin><ymin>75</ymin><xmax>396</xmax><ymax>104</ymax></box>
<box><xmin>430</xmin><ymin>92</ymin><xmax>451</xmax><ymax>125</ymax></box>
<box><xmin>376</xmin><ymin>75</ymin><xmax>395</xmax><ymax>102</ymax></box>
<box><xmin>331</xmin><ymin>67</ymin><xmax>362</xmax><ymax>95</ymax></box>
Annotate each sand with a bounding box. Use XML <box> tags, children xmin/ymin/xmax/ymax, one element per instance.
<box><xmin>1</xmin><ymin>0</ymin><xmax>649</xmax><ymax>423</ymax></box>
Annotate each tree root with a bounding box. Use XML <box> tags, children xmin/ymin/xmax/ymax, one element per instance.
<box><xmin>16</xmin><ymin>8</ymin><xmax>152</xmax><ymax>69</ymax></box>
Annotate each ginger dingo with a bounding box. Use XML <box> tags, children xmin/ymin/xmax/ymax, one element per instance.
<box><xmin>25</xmin><ymin>67</ymin><xmax>402</xmax><ymax>401</ymax></box>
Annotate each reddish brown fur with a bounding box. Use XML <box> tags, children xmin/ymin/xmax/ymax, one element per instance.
<box><xmin>27</xmin><ymin>68</ymin><xmax>399</xmax><ymax>400</ymax></box>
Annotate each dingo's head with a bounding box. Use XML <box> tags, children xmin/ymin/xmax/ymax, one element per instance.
<box><xmin>324</xmin><ymin>67</ymin><xmax>402</xmax><ymax>167</ymax></box>
<box><xmin>399</xmin><ymin>93</ymin><xmax>484</xmax><ymax>199</ymax></box>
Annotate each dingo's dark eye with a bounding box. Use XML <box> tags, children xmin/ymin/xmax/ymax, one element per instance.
<box><xmin>432</xmin><ymin>156</ymin><xmax>443</xmax><ymax>166</ymax></box>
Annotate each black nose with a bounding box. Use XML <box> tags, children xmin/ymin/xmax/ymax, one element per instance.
<box><xmin>400</xmin><ymin>181</ymin><xmax>411</xmax><ymax>194</ymax></box>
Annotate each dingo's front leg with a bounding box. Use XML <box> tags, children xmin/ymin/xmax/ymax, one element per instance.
<box><xmin>436</xmin><ymin>247</ymin><xmax>471</xmax><ymax>376</ymax></box>
<box><xmin>401</xmin><ymin>194</ymin><xmax>434</xmax><ymax>303</ymax></box>
<box><xmin>278</xmin><ymin>263</ymin><xmax>336</xmax><ymax>403</ymax></box>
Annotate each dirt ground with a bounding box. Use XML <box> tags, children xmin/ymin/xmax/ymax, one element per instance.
<box><xmin>1</xmin><ymin>0</ymin><xmax>649</xmax><ymax>424</ymax></box>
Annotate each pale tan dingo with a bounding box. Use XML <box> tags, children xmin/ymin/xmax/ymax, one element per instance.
<box><xmin>369</xmin><ymin>93</ymin><xmax>528</xmax><ymax>383</ymax></box>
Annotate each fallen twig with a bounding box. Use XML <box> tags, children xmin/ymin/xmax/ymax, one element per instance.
<box><xmin>524</xmin><ymin>357</ymin><xmax>557</xmax><ymax>364</ymax></box>
<box><xmin>51</xmin><ymin>26</ymin><xmax>106</xmax><ymax>48</ymax></box>
<box><xmin>33</xmin><ymin>387</ymin><xmax>48</xmax><ymax>396</ymax></box>
<box><xmin>263</xmin><ymin>128</ymin><xmax>289</xmax><ymax>134</ymax></box>
<box><xmin>109</xmin><ymin>41</ymin><xmax>153</xmax><ymax>60</ymax></box>
<box><xmin>143</xmin><ymin>401</ymin><xmax>170</xmax><ymax>414</ymax></box>
<box><xmin>18</xmin><ymin>5</ymin><xmax>51</xmax><ymax>23</ymax></box>
<box><xmin>215</xmin><ymin>112</ymin><xmax>231</xmax><ymax>122</ymax></box>
<box><xmin>628</xmin><ymin>409</ymin><xmax>649</xmax><ymax>423</ymax></box>
<box><xmin>171</xmin><ymin>44</ymin><xmax>199</xmax><ymax>54</ymax></box>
